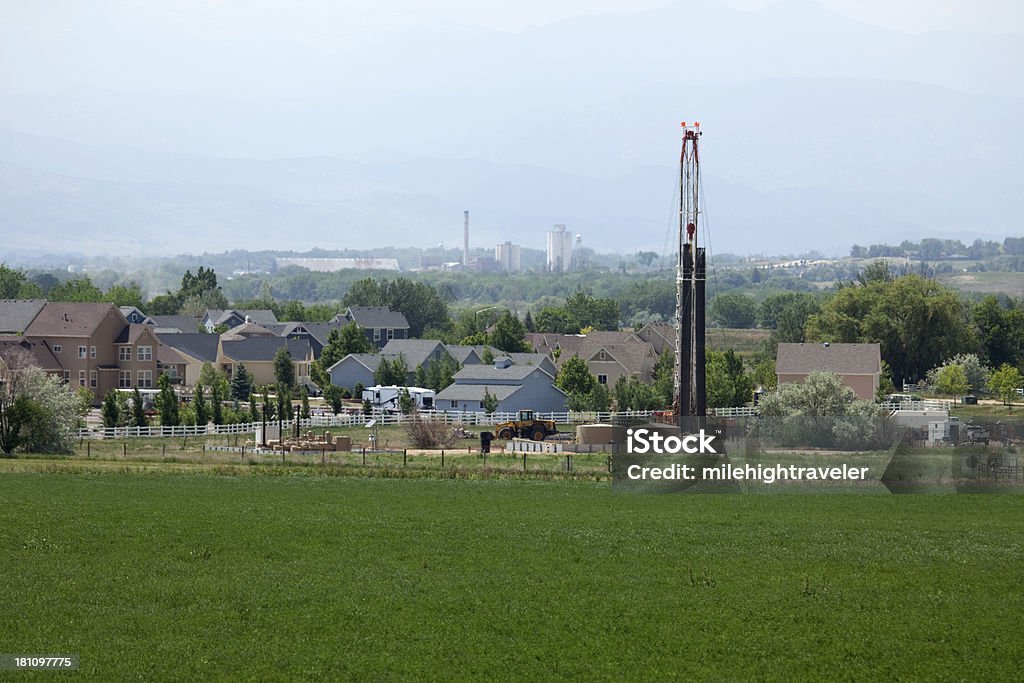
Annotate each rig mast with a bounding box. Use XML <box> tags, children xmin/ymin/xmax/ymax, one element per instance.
<box><xmin>674</xmin><ymin>122</ymin><xmax>707</xmax><ymax>421</ymax></box>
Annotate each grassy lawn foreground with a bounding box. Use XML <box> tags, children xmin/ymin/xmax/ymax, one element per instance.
<box><xmin>1</xmin><ymin>473</ymin><xmax>1022</xmax><ymax>680</ymax></box>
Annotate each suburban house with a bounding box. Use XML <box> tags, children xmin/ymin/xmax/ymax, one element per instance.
<box><xmin>201</xmin><ymin>309</ymin><xmax>278</xmax><ymax>333</ymax></box>
<box><xmin>158</xmin><ymin>334</ymin><xmax>220</xmax><ymax>386</ymax></box>
<box><xmin>0</xmin><ymin>336</ymin><xmax>62</xmax><ymax>377</ymax></box>
<box><xmin>526</xmin><ymin>331</ymin><xmax>658</xmax><ymax>387</ymax></box>
<box><xmin>434</xmin><ymin>358</ymin><xmax>567</xmax><ymax>413</ymax></box>
<box><xmin>264</xmin><ymin>321</ymin><xmax>347</xmax><ymax>358</ymax></box>
<box><xmin>635</xmin><ymin>322</ymin><xmax>676</xmax><ymax>356</ymax></box>
<box><xmin>327</xmin><ymin>353</ymin><xmax>383</xmax><ymax>393</ymax></box>
<box><xmin>0</xmin><ymin>299</ymin><xmax>46</xmax><ymax>334</ymax></box>
<box><xmin>339</xmin><ymin>307</ymin><xmax>410</xmax><ymax>349</ymax></box>
<box><xmin>217</xmin><ymin>337</ymin><xmax>314</xmax><ymax>387</ymax></box>
<box><xmin>327</xmin><ymin>339</ymin><xmax>453</xmax><ymax>392</ymax></box>
<box><xmin>775</xmin><ymin>342</ymin><xmax>883</xmax><ymax>401</ymax></box>
<box><xmin>157</xmin><ymin>345</ymin><xmax>190</xmax><ymax>385</ymax></box>
<box><xmin>23</xmin><ymin>302</ymin><xmax>160</xmax><ymax>401</ymax></box>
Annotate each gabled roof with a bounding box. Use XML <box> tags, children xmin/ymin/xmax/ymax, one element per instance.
<box><xmin>300</xmin><ymin>322</ymin><xmax>345</xmax><ymax>345</ymax></box>
<box><xmin>380</xmin><ymin>339</ymin><xmax>449</xmax><ymax>368</ymax></box>
<box><xmin>205</xmin><ymin>309</ymin><xmax>279</xmax><ymax>326</ymax></box>
<box><xmin>435</xmin><ymin>384</ymin><xmax>522</xmax><ymax>402</ymax></box>
<box><xmin>444</xmin><ymin>344</ymin><xmax>484</xmax><ymax>365</ymax></box>
<box><xmin>150</xmin><ymin>315</ymin><xmax>202</xmax><ymax>334</ymax></box>
<box><xmin>114</xmin><ymin>323</ymin><xmax>157</xmax><ymax>345</ymax></box>
<box><xmin>453</xmin><ymin>363</ymin><xmax>553</xmax><ymax>383</ymax></box>
<box><xmin>327</xmin><ymin>353</ymin><xmax>383</xmax><ymax>374</ymax></box>
<box><xmin>776</xmin><ymin>343</ymin><xmax>882</xmax><ymax>376</ymax></box>
<box><xmin>221</xmin><ymin>320</ymin><xmax>276</xmax><ymax>339</ymax></box>
<box><xmin>24</xmin><ymin>302</ymin><xmax>124</xmax><ymax>338</ymax></box>
<box><xmin>0</xmin><ymin>335</ymin><xmax>61</xmax><ymax>371</ymax></box>
<box><xmin>0</xmin><ymin>299</ymin><xmax>46</xmax><ymax>334</ymax></box>
<box><xmin>159</xmin><ymin>333</ymin><xmax>220</xmax><ymax>363</ymax></box>
<box><xmin>118</xmin><ymin>306</ymin><xmax>154</xmax><ymax>325</ymax></box>
<box><xmin>220</xmin><ymin>337</ymin><xmax>312</xmax><ymax>363</ymax></box>
<box><xmin>343</xmin><ymin>307</ymin><xmax>409</xmax><ymax>329</ymax></box>
<box><xmin>158</xmin><ymin>345</ymin><xmax>188</xmax><ymax>366</ymax></box>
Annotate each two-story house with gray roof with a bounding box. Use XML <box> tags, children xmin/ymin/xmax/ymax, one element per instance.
<box><xmin>339</xmin><ymin>307</ymin><xmax>409</xmax><ymax>349</ymax></box>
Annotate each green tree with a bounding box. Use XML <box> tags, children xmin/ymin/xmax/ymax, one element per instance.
<box><xmin>156</xmin><ymin>373</ymin><xmax>179</xmax><ymax>427</ymax></box>
<box><xmin>705</xmin><ymin>350</ymin><xmax>754</xmax><ymax>409</ymax></box>
<box><xmin>103</xmin><ymin>283</ymin><xmax>144</xmax><ymax>309</ymax></box>
<box><xmin>273</xmin><ymin>347</ymin><xmax>295</xmax><ymax>387</ymax></box>
<box><xmin>613</xmin><ymin>376</ymin><xmax>661</xmax><ymax>411</ymax></box>
<box><xmin>230</xmin><ymin>363</ymin><xmax>253</xmax><ymax>401</ymax></box>
<box><xmin>556</xmin><ymin>355</ymin><xmax>597</xmax><ymax>410</ymax></box>
<box><xmin>710</xmin><ymin>293</ymin><xmax>757</xmax><ymax>328</ymax></box>
<box><xmin>488</xmin><ymin>311</ymin><xmax>529</xmax><ymax>353</ymax></box>
<box><xmin>211</xmin><ymin>382</ymin><xmax>224</xmax><ymax>425</ymax></box>
<box><xmin>101</xmin><ymin>390</ymin><xmax>120</xmax><ymax>428</ymax></box>
<box><xmin>565</xmin><ymin>291</ymin><xmax>619</xmax><ymax>331</ymax></box>
<box><xmin>806</xmin><ymin>274</ymin><xmax>975</xmax><ymax>385</ymax></box>
<box><xmin>482</xmin><ymin>387</ymin><xmax>499</xmax><ymax>414</ymax></box>
<box><xmin>48</xmin><ymin>276</ymin><xmax>104</xmax><ymax>302</ymax></box>
<box><xmin>523</xmin><ymin>310</ymin><xmax>535</xmax><ymax>332</ymax></box>
<box><xmin>534</xmin><ymin>306</ymin><xmax>581</xmax><ymax>334</ymax></box>
<box><xmin>132</xmin><ymin>386</ymin><xmax>147</xmax><ymax>427</ymax></box>
<box><xmin>342</xmin><ymin>277</ymin><xmax>450</xmax><ymax>337</ymax></box>
<box><xmin>398</xmin><ymin>388</ymin><xmax>415</xmax><ymax>415</ymax></box>
<box><xmin>323</xmin><ymin>385</ymin><xmax>343</xmax><ymax>414</ymax></box>
<box><xmin>300</xmin><ymin>387</ymin><xmax>311</xmax><ymax>420</ymax></box>
<box><xmin>249</xmin><ymin>393</ymin><xmax>258</xmax><ymax>423</ymax></box>
<box><xmin>481</xmin><ymin>346</ymin><xmax>495</xmax><ymax>365</ymax></box>
<box><xmin>989</xmin><ymin>364</ymin><xmax>1023</xmax><ymax>409</ymax></box>
<box><xmin>194</xmin><ymin>383</ymin><xmax>209</xmax><ymax>425</ymax></box>
<box><xmin>310</xmin><ymin>322</ymin><xmax>372</xmax><ymax>389</ymax></box>
<box><xmin>935</xmin><ymin>364</ymin><xmax>969</xmax><ymax>403</ymax></box>
<box><xmin>1</xmin><ymin>353</ymin><xmax>79</xmax><ymax>455</ymax></box>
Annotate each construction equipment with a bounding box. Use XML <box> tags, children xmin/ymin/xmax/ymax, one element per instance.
<box><xmin>494</xmin><ymin>410</ymin><xmax>557</xmax><ymax>441</ymax></box>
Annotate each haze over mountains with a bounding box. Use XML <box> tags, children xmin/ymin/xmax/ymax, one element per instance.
<box><xmin>1</xmin><ymin>0</ymin><xmax>1021</xmax><ymax>258</ymax></box>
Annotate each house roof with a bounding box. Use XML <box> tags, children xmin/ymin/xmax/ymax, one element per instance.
<box><xmin>453</xmin><ymin>363</ymin><xmax>553</xmax><ymax>382</ymax></box>
<box><xmin>776</xmin><ymin>342</ymin><xmax>882</xmax><ymax>376</ymax></box>
<box><xmin>327</xmin><ymin>353</ymin><xmax>383</xmax><ymax>374</ymax></box>
<box><xmin>158</xmin><ymin>345</ymin><xmax>188</xmax><ymax>365</ymax></box>
<box><xmin>0</xmin><ymin>335</ymin><xmax>61</xmax><ymax>370</ymax></box>
<box><xmin>159</xmin><ymin>333</ymin><xmax>221</xmax><ymax>363</ymax></box>
<box><xmin>221</xmin><ymin>320</ymin><xmax>276</xmax><ymax>339</ymax></box>
<box><xmin>205</xmin><ymin>309</ymin><xmax>279</xmax><ymax>326</ymax></box>
<box><xmin>435</xmin><ymin>384</ymin><xmax>522</xmax><ymax>402</ymax></box>
<box><xmin>0</xmin><ymin>299</ymin><xmax>46</xmax><ymax>334</ymax></box>
<box><xmin>380</xmin><ymin>339</ymin><xmax>448</xmax><ymax>368</ymax></box>
<box><xmin>24</xmin><ymin>302</ymin><xmax>124</xmax><ymax>338</ymax></box>
<box><xmin>444</xmin><ymin>344</ymin><xmax>484</xmax><ymax>364</ymax></box>
<box><xmin>300</xmin><ymin>322</ymin><xmax>345</xmax><ymax>345</ymax></box>
<box><xmin>220</xmin><ymin>337</ymin><xmax>312</xmax><ymax>362</ymax></box>
<box><xmin>343</xmin><ymin>307</ymin><xmax>409</xmax><ymax>329</ymax></box>
<box><xmin>150</xmin><ymin>315</ymin><xmax>201</xmax><ymax>334</ymax></box>
<box><xmin>114</xmin><ymin>323</ymin><xmax>156</xmax><ymax>345</ymax></box>
<box><xmin>118</xmin><ymin>306</ymin><xmax>154</xmax><ymax>324</ymax></box>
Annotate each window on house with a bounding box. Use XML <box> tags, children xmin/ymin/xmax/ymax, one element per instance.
<box><xmin>119</xmin><ymin>347</ymin><xmax>132</xmax><ymax>362</ymax></box>
<box><xmin>119</xmin><ymin>370</ymin><xmax>132</xmax><ymax>388</ymax></box>
<box><xmin>90</xmin><ymin>346</ymin><xmax>96</xmax><ymax>359</ymax></box>
<box><xmin>598</xmin><ymin>374</ymin><xmax>608</xmax><ymax>385</ymax></box>
<box><xmin>387</xmin><ymin>328</ymin><xmax>394</xmax><ymax>340</ymax></box>
<box><xmin>137</xmin><ymin>370</ymin><xmax>153</xmax><ymax>388</ymax></box>
<box><xmin>53</xmin><ymin>345</ymin><xmax>62</xmax><ymax>354</ymax></box>
<box><xmin>78</xmin><ymin>346</ymin><xmax>87</xmax><ymax>358</ymax></box>
<box><xmin>165</xmin><ymin>366</ymin><xmax>178</xmax><ymax>379</ymax></box>
<box><xmin>373</xmin><ymin>328</ymin><xmax>381</xmax><ymax>342</ymax></box>
<box><xmin>79</xmin><ymin>370</ymin><xmax>86</xmax><ymax>387</ymax></box>
<box><xmin>62</xmin><ymin>370</ymin><xmax>70</xmax><ymax>384</ymax></box>
<box><xmin>599</xmin><ymin>350</ymin><xmax>607</xmax><ymax>360</ymax></box>
<box><xmin>137</xmin><ymin>346</ymin><xmax>152</xmax><ymax>361</ymax></box>
<box><xmin>90</xmin><ymin>370</ymin><xmax>97</xmax><ymax>388</ymax></box>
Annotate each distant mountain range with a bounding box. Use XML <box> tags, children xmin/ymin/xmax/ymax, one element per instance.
<box><xmin>0</xmin><ymin>0</ymin><xmax>1020</xmax><ymax>257</ymax></box>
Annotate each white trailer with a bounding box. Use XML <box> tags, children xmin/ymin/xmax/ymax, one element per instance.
<box><xmin>362</xmin><ymin>385</ymin><xmax>436</xmax><ymax>411</ymax></box>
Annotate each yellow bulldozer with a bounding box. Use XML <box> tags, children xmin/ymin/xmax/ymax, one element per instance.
<box><xmin>494</xmin><ymin>410</ymin><xmax>557</xmax><ymax>441</ymax></box>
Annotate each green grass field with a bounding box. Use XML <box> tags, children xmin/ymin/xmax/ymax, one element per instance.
<box><xmin>2</xmin><ymin>471</ymin><xmax>1023</xmax><ymax>680</ymax></box>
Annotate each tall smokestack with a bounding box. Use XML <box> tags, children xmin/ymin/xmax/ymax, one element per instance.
<box><xmin>463</xmin><ymin>210</ymin><xmax>469</xmax><ymax>267</ymax></box>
